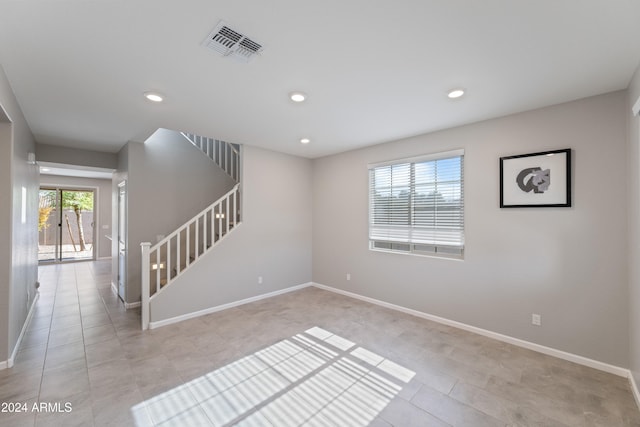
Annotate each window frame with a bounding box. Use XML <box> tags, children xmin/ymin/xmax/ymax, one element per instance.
<box><xmin>368</xmin><ymin>149</ymin><xmax>465</xmax><ymax>259</ymax></box>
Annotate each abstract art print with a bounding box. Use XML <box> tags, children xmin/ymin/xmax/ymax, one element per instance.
<box><xmin>500</xmin><ymin>149</ymin><xmax>571</xmax><ymax>208</ymax></box>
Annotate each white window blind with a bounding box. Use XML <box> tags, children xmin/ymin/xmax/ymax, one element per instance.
<box><xmin>368</xmin><ymin>150</ymin><xmax>464</xmax><ymax>256</ymax></box>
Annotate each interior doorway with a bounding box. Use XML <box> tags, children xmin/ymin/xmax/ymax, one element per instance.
<box><xmin>39</xmin><ymin>187</ymin><xmax>96</xmax><ymax>262</ymax></box>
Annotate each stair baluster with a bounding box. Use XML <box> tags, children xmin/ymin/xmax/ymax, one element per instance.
<box><xmin>140</xmin><ymin>183</ymin><xmax>241</xmax><ymax>329</ymax></box>
<box><xmin>181</xmin><ymin>132</ymin><xmax>240</xmax><ymax>182</ymax></box>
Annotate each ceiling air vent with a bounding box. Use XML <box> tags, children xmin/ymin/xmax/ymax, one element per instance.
<box><xmin>203</xmin><ymin>21</ymin><xmax>263</xmax><ymax>62</ymax></box>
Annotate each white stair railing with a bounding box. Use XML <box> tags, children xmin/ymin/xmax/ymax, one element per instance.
<box><xmin>141</xmin><ymin>184</ymin><xmax>241</xmax><ymax>330</ymax></box>
<box><xmin>181</xmin><ymin>132</ymin><xmax>241</xmax><ymax>182</ymax></box>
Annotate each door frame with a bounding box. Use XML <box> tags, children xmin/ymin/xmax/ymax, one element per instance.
<box><xmin>38</xmin><ymin>185</ymin><xmax>97</xmax><ymax>263</ymax></box>
<box><xmin>117</xmin><ymin>180</ymin><xmax>127</xmax><ymax>302</ymax></box>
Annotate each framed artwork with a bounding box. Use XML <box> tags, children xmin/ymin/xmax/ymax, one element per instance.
<box><xmin>500</xmin><ymin>149</ymin><xmax>571</xmax><ymax>208</ymax></box>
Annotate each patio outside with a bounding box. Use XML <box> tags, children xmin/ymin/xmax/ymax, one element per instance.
<box><xmin>39</xmin><ymin>189</ymin><xmax>95</xmax><ymax>262</ymax></box>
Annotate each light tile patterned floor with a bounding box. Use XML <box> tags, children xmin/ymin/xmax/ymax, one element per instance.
<box><xmin>1</xmin><ymin>260</ymin><xmax>639</xmax><ymax>426</ymax></box>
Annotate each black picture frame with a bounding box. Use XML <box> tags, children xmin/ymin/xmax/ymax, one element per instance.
<box><xmin>500</xmin><ymin>148</ymin><xmax>571</xmax><ymax>208</ymax></box>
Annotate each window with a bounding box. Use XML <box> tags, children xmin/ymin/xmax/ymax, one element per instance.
<box><xmin>368</xmin><ymin>149</ymin><xmax>464</xmax><ymax>257</ymax></box>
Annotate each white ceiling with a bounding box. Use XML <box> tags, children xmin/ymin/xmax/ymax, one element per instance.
<box><xmin>0</xmin><ymin>1</ymin><xmax>639</xmax><ymax>159</ymax></box>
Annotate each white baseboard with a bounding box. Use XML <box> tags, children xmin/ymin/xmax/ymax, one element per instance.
<box><xmin>112</xmin><ymin>281</ymin><xmax>140</xmax><ymax>310</ymax></box>
<box><xmin>140</xmin><ymin>278</ymin><xmax>633</xmax><ymax>382</ymax></box>
<box><xmin>630</xmin><ymin>372</ymin><xmax>640</xmax><ymax>409</ymax></box>
<box><xmin>112</xmin><ymin>282</ymin><xmax>138</xmax><ymax>309</ymax></box>
<box><xmin>312</xmin><ymin>282</ymin><xmax>630</xmax><ymax>378</ymax></box>
<box><xmin>1</xmin><ymin>292</ymin><xmax>40</xmax><ymax>370</ymax></box>
<box><xmin>149</xmin><ymin>282</ymin><xmax>313</xmax><ymax>329</ymax></box>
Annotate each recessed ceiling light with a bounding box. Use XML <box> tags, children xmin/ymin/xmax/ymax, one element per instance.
<box><xmin>289</xmin><ymin>92</ymin><xmax>307</xmax><ymax>103</ymax></box>
<box><xmin>300</xmin><ymin>138</ymin><xmax>311</xmax><ymax>144</ymax></box>
<box><xmin>144</xmin><ymin>92</ymin><xmax>164</xmax><ymax>102</ymax></box>
<box><xmin>447</xmin><ymin>89</ymin><xmax>465</xmax><ymax>99</ymax></box>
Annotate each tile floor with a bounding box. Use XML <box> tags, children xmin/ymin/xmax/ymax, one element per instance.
<box><xmin>1</xmin><ymin>260</ymin><xmax>639</xmax><ymax>426</ymax></box>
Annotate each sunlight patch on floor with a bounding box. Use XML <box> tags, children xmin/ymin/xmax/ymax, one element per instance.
<box><xmin>131</xmin><ymin>326</ymin><xmax>415</xmax><ymax>426</ymax></box>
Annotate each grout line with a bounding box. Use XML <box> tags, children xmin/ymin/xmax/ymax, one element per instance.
<box><xmin>36</xmin><ymin>265</ymin><xmax>58</xmax><ymax>408</ymax></box>
<box><xmin>312</xmin><ymin>282</ymin><xmax>630</xmax><ymax>378</ymax></box>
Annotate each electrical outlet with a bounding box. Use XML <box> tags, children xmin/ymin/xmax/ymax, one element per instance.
<box><xmin>258</xmin><ymin>276</ymin><xmax>263</xmax><ymax>285</ymax></box>
<box><xmin>532</xmin><ymin>313</ymin><xmax>541</xmax><ymax>326</ymax></box>
<box><xmin>346</xmin><ymin>273</ymin><xmax>351</xmax><ymax>281</ymax></box>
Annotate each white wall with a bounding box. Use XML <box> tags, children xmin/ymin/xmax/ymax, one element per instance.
<box><xmin>150</xmin><ymin>145</ymin><xmax>313</xmax><ymax>322</ymax></box>
<box><xmin>628</xmin><ymin>63</ymin><xmax>640</xmax><ymax>385</ymax></box>
<box><xmin>313</xmin><ymin>91</ymin><xmax>629</xmax><ymax>367</ymax></box>
<box><xmin>0</xmin><ymin>114</ymin><xmax>12</xmax><ymax>363</ymax></box>
<box><xmin>36</xmin><ymin>143</ymin><xmax>117</xmax><ymax>169</ymax></box>
<box><xmin>0</xmin><ymin>65</ymin><xmax>38</xmax><ymax>364</ymax></box>
<box><xmin>120</xmin><ymin>129</ymin><xmax>237</xmax><ymax>304</ymax></box>
<box><xmin>40</xmin><ymin>175</ymin><xmax>112</xmax><ymax>259</ymax></box>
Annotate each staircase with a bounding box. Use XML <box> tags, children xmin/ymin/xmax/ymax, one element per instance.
<box><xmin>141</xmin><ymin>133</ymin><xmax>242</xmax><ymax>330</ymax></box>
<box><xmin>181</xmin><ymin>132</ymin><xmax>240</xmax><ymax>182</ymax></box>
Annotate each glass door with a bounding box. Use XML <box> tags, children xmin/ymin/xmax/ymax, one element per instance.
<box><xmin>38</xmin><ymin>188</ymin><xmax>95</xmax><ymax>262</ymax></box>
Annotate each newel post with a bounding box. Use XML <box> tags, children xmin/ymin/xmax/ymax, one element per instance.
<box><xmin>141</xmin><ymin>242</ymin><xmax>151</xmax><ymax>330</ymax></box>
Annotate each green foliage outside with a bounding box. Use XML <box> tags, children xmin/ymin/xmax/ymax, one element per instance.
<box><xmin>38</xmin><ymin>189</ymin><xmax>94</xmax><ymax>251</ymax></box>
<box><xmin>62</xmin><ymin>191</ymin><xmax>93</xmax><ymax>251</ymax></box>
<box><xmin>38</xmin><ymin>189</ymin><xmax>56</xmax><ymax>232</ymax></box>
